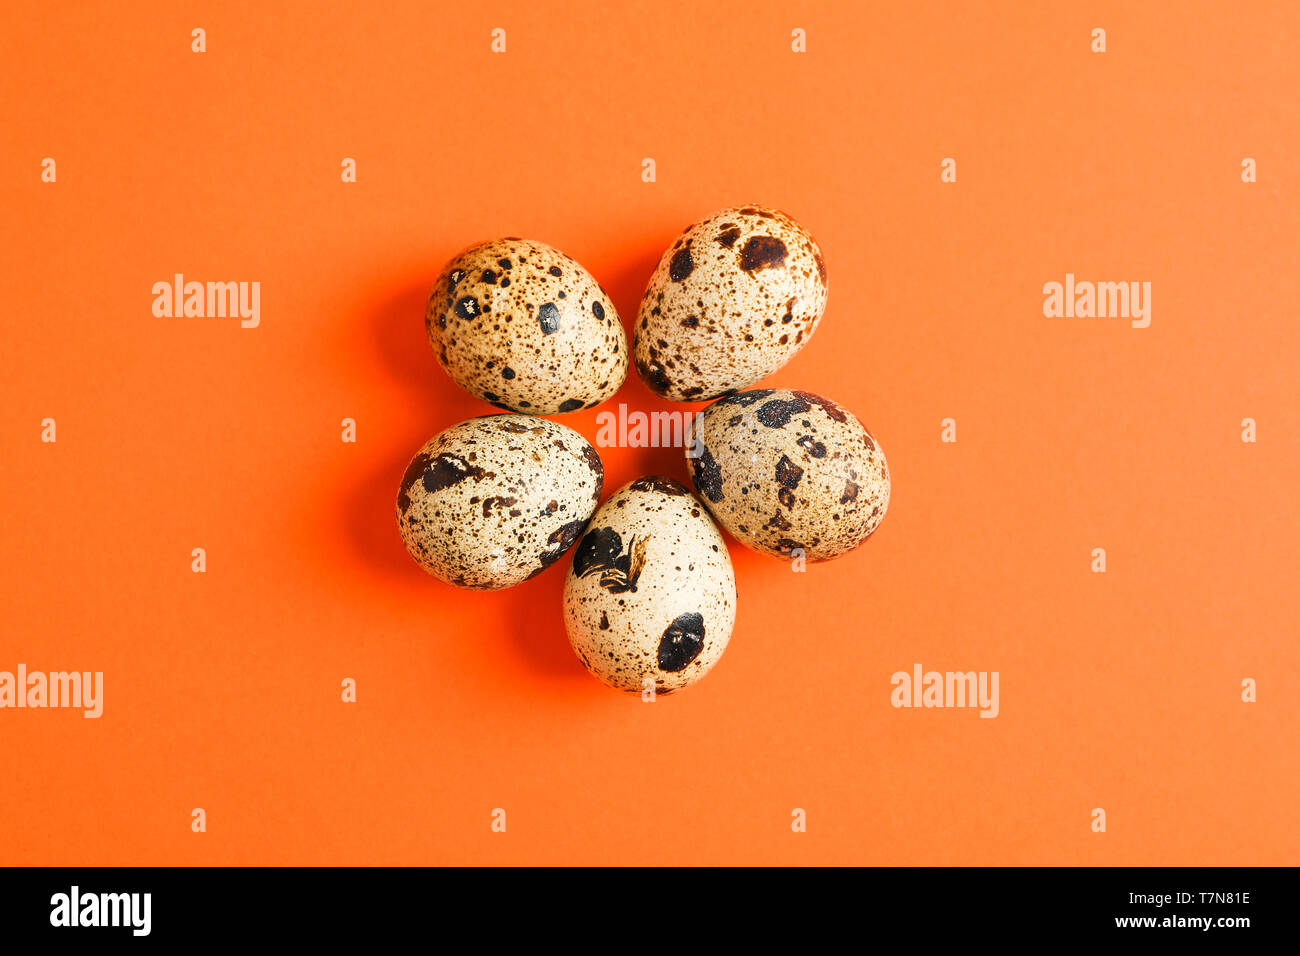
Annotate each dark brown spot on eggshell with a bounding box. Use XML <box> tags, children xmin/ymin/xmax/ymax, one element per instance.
<box><xmin>756</xmin><ymin>394</ymin><xmax>812</xmax><ymax>428</ymax></box>
<box><xmin>536</xmin><ymin>519</ymin><xmax>588</xmax><ymax>570</ymax></box>
<box><xmin>797</xmin><ymin>436</ymin><xmax>828</xmax><ymax>458</ymax></box>
<box><xmin>765</xmin><ymin>511</ymin><xmax>792</xmax><ymax>531</ymax></box>
<box><xmin>581</xmin><ymin>445</ymin><xmax>604</xmax><ymax>490</ymax></box>
<box><xmin>669</xmin><ymin>245</ymin><xmax>694</xmax><ymax>282</ymax></box>
<box><xmin>739</xmin><ymin>235</ymin><xmax>787</xmax><ymax>272</ymax></box>
<box><xmin>630</xmin><ymin>475</ymin><xmax>689</xmax><ymax>496</ymax></box>
<box><xmin>636</xmin><ymin>354</ymin><xmax>673</xmax><ymax>395</ymax></box>
<box><xmin>424</xmin><ymin>454</ymin><xmax>489</xmax><ymax>492</ymax></box>
<box><xmin>537</xmin><ymin>302</ymin><xmax>560</xmax><ymax>334</ymax></box>
<box><xmin>716</xmin><ymin>389</ymin><xmax>773</xmax><ymax>410</ymax></box>
<box><xmin>689</xmin><ymin>445</ymin><xmax>725</xmax><ymax>503</ymax></box>
<box><xmin>573</xmin><ymin>527</ymin><xmax>647</xmax><ymax>594</ymax></box>
<box><xmin>775</xmin><ymin>455</ymin><xmax>804</xmax><ymax>489</ymax></box>
<box><xmin>481</xmin><ymin>495</ymin><xmax>517</xmax><ymax>517</ymax></box>
<box><xmin>657</xmin><ymin>612</ymin><xmax>705</xmax><ymax>671</ymax></box>
<box><xmin>397</xmin><ymin>453</ymin><xmax>432</xmax><ymax>513</ymax></box>
<box><xmin>802</xmin><ymin>391</ymin><xmax>848</xmax><ymax>423</ymax></box>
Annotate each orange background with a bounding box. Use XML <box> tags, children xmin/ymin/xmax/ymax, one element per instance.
<box><xmin>2</xmin><ymin>0</ymin><xmax>1297</xmax><ymax>865</ymax></box>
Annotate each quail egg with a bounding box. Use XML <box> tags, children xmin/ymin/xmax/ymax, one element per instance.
<box><xmin>563</xmin><ymin>476</ymin><xmax>736</xmax><ymax>694</ymax></box>
<box><xmin>397</xmin><ymin>414</ymin><xmax>604</xmax><ymax>588</ymax></box>
<box><xmin>427</xmin><ymin>238</ymin><xmax>628</xmax><ymax>414</ymax></box>
<box><xmin>634</xmin><ymin>206</ymin><xmax>827</xmax><ymax>401</ymax></box>
<box><xmin>686</xmin><ymin>389</ymin><xmax>888</xmax><ymax>561</ymax></box>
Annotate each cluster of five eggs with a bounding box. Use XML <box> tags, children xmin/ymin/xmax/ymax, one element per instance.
<box><xmin>397</xmin><ymin>206</ymin><xmax>890</xmax><ymax>694</ymax></box>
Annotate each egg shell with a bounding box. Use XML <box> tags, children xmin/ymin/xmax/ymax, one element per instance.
<box><xmin>563</xmin><ymin>476</ymin><xmax>736</xmax><ymax>694</ymax></box>
<box><xmin>396</xmin><ymin>414</ymin><xmax>604</xmax><ymax>589</ymax></box>
<box><xmin>427</xmin><ymin>238</ymin><xmax>628</xmax><ymax>415</ymax></box>
<box><xmin>633</xmin><ymin>205</ymin><xmax>827</xmax><ymax>401</ymax></box>
<box><xmin>686</xmin><ymin>388</ymin><xmax>889</xmax><ymax>561</ymax></box>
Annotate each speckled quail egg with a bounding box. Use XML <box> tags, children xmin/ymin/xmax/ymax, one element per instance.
<box><xmin>686</xmin><ymin>388</ymin><xmax>889</xmax><ymax>561</ymax></box>
<box><xmin>633</xmin><ymin>205</ymin><xmax>828</xmax><ymax>401</ymax></box>
<box><xmin>563</xmin><ymin>476</ymin><xmax>736</xmax><ymax>695</ymax></box>
<box><xmin>427</xmin><ymin>238</ymin><xmax>628</xmax><ymax>414</ymax></box>
<box><xmin>396</xmin><ymin>414</ymin><xmax>604</xmax><ymax>589</ymax></box>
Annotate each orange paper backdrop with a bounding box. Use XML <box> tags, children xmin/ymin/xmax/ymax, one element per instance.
<box><xmin>2</xmin><ymin>0</ymin><xmax>1297</xmax><ymax>865</ymax></box>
